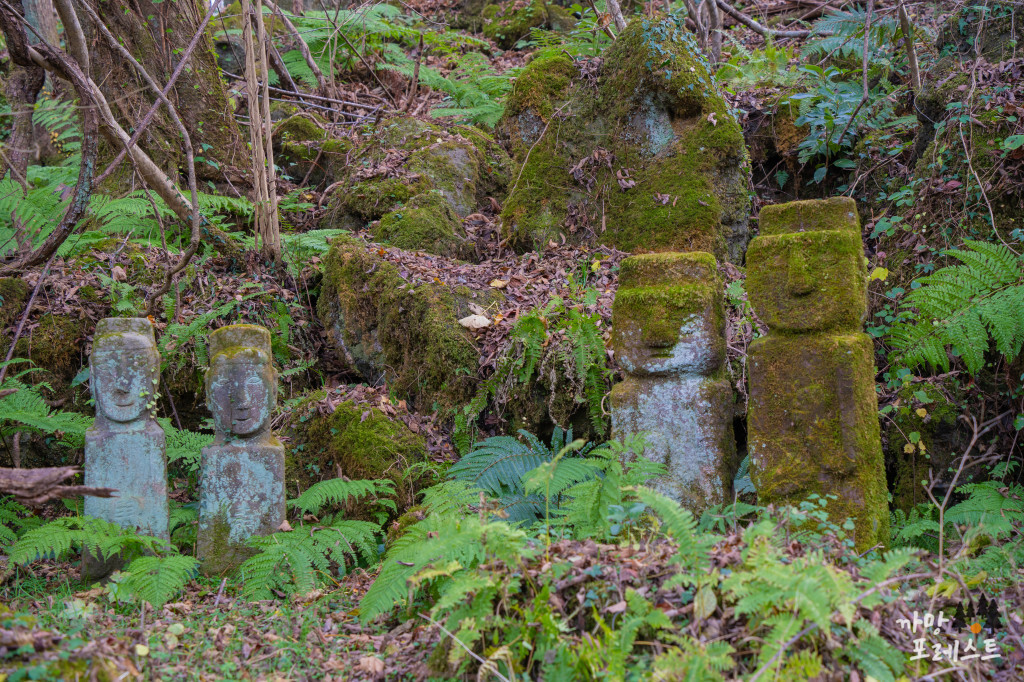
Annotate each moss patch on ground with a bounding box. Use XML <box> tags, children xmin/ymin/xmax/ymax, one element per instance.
<box><xmin>284</xmin><ymin>395</ymin><xmax>428</xmax><ymax>512</ymax></box>
<box><xmin>496</xmin><ymin>18</ymin><xmax>750</xmax><ymax>261</ymax></box>
<box><xmin>373</xmin><ymin>191</ymin><xmax>471</xmax><ymax>258</ymax></box>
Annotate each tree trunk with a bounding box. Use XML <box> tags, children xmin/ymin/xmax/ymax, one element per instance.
<box><xmin>82</xmin><ymin>0</ymin><xmax>246</xmax><ymax>185</ymax></box>
<box><xmin>23</xmin><ymin>0</ymin><xmax>58</xmax><ymax>45</ymax></box>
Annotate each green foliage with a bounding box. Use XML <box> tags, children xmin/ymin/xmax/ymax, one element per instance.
<box><xmin>0</xmin><ymin>496</ymin><xmax>33</xmax><ymax>548</ymax></box>
<box><xmin>121</xmin><ymin>555</ymin><xmax>199</xmax><ymax>609</ymax></box>
<box><xmin>787</xmin><ymin>65</ymin><xmax>896</xmax><ymax>177</ymax></box>
<box><xmin>716</xmin><ymin>39</ymin><xmax>799</xmax><ymax>90</ymax></box>
<box><xmin>0</xmin><ymin>362</ymin><xmax>91</xmax><ymax>447</ymax></box>
<box><xmin>454</xmin><ymin>293</ymin><xmax>611</xmax><ymax>451</ymax></box>
<box><xmin>288</xmin><ymin>478</ymin><xmax>396</xmax><ymax>517</ymax></box>
<box><xmin>238</xmin><ymin>477</ymin><xmax>392</xmax><ymax>599</ymax></box>
<box><xmin>9</xmin><ymin>516</ymin><xmax>167</xmax><ymax>566</ymax></box>
<box><xmin>801</xmin><ymin>8</ymin><xmax>903</xmax><ymax>61</ymax></box>
<box><xmin>161</xmin><ymin>419</ymin><xmax>214</xmax><ymax>476</ymax></box>
<box><xmin>382</xmin><ymin>52</ymin><xmax>516</xmax><ymax>127</ymax></box>
<box><xmin>888</xmin><ymin>240</ymin><xmax>1024</xmax><ymax>374</ymax></box>
<box><xmin>281</xmin><ymin>228</ymin><xmax>349</xmax><ymax>277</ymax></box>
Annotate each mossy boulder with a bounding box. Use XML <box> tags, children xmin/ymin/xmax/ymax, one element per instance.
<box><xmin>317</xmin><ymin>236</ymin><xmax>499</xmax><ymax>411</ymax></box>
<box><xmin>8</xmin><ymin>313</ymin><xmax>87</xmax><ymax>400</ymax></box>
<box><xmin>324</xmin><ymin>117</ymin><xmax>512</xmax><ymax>252</ymax></box>
<box><xmin>284</xmin><ymin>392</ymin><xmax>428</xmax><ymax>511</ymax></box>
<box><xmin>373</xmin><ymin>191</ymin><xmax>473</xmax><ymax>258</ymax></box>
<box><xmin>495</xmin><ymin>18</ymin><xmax>750</xmax><ymax>261</ymax></box>
<box><xmin>482</xmin><ymin>0</ymin><xmax>573</xmax><ymax>49</ymax></box>
<box><xmin>0</xmin><ymin>277</ymin><xmax>29</xmax><ymax>329</ymax></box>
<box><xmin>272</xmin><ymin>113</ymin><xmax>353</xmax><ymax>187</ymax></box>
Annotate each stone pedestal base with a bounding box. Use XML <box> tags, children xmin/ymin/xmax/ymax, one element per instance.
<box><xmin>748</xmin><ymin>333</ymin><xmax>890</xmax><ymax>549</ymax></box>
<box><xmin>83</xmin><ymin>422</ymin><xmax>168</xmax><ymax>581</ymax></box>
<box><xmin>197</xmin><ymin>440</ymin><xmax>286</xmax><ymax>576</ymax></box>
<box><xmin>611</xmin><ymin>374</ymin><xmax>735</xmax><ymax>511</ymax></box>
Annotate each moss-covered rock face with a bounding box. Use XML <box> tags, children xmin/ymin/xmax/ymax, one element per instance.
<box><xmin>284</xmin><ymin>395</ymin><xmax>428</xmax><ymax>510</ymax></box>
<box><xmin>496</xmin><ymin>18</ymin><xmax>750</xmax><ymax>261</ymax></box>
<box><xmin>323</xmin><ymin>117</ymin><xmax>511</xmax><ymax>255</ymax></box>
<box><xmin>747</xmin><ymin>198</ymin><xmax>867</xmax><ymax>333</ymax></box>
<box><xmin>317</xmin><ymin>237</ymin><xmax>498</xmax><ymax>411</ymax></box>
<box><xmin>746</xmin><ymin>198</ymin><xmax>888</xmax><ymax>552</ymax></box>
<box><xmin>10</xmin><ymin>313</ymin><xmax>87</xmax><ymax>398</ymax></box>
<box><xmin>482</xmin><ymin>0</ymin><xmax>573</xmax><ymax>49</ymax></box>
<box><xmin>0</xmin><ymin>277</ymin><xmax>29</xmax><ymax>329</ymax></box>
<box><xmin>272</xmin><ymin>113</ymin><xmax>353</xmax><ymax>188</ymax></box>
<box><xmin>748</xmin><ymin>334</ymin><xmax>889</xmax><ymax>549</ymax></box>
<box><xmin>373</xmin><ymin>191</ymin><xmax>472</xmax><ymax>258</ymax></box>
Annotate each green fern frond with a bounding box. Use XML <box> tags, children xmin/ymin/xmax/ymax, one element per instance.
<box><xmin>288</xmin><ymin>478</ymin><xmax>395</xmax><ymax>516</ymax></box>
<box><xmin>888</xmin><ymin>240</ymin><xmax>1024</xmax><ymax>374</ymax></box>
<box><xmin>123</xmin><ymin>555</ymin><xmax>198</xmax><ymax>608</ymax></box>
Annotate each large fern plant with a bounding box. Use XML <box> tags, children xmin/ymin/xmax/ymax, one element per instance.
<box><xmin>887</xmin><ymin>240</ymin><xmax>1024</xmax><ymax>374</ymax></box>
<box><xmin>238</xmin><ymin>478</ymin><xmax>395</xmax><ymax>599</ymax></box>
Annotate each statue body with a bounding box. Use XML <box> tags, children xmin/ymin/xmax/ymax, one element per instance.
<box><xmin>609</xmin><ymin>253</ymin><xmax>736</xmax><ymax>511</ymax></box>
<box><xmin>83</xmin><ymin>317</ymin><xmax>168</xmax><ymax>580</ymax></box>
<box><xmin>197</xmin><ymin>324</ymin><xmax>285</xmax><ymax>576</ymax></box>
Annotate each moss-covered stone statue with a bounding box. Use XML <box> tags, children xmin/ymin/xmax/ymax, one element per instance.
<box><xmin>197</xmin><ymin>325</ymin><xmax>285</xmax><ymax>576</ymax></box>
<box><xmin>746</xmin><ymin>197</ymin><xmax>890</xmax><ymax>551</ymax></box>
<box><xmin>83</xmin><ymin>318</ymin><xmax>168</xmax><ymax>580</ymax></box>
<box><xmin>609</xmin><ymin>253</ymin><xmax>736</xmax><ymax>510</ymax></box>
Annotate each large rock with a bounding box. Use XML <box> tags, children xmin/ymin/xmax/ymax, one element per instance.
<box><xmin>747</xmin><ymin>198</ymin><xmax>889</xmax><ymax>551</ymax></box>
<box><xmin>323</xmin><ymin>117</ymin><xmax>511</xmax><ymax>256</ymax></box>
<box><xmin>317</xmin><ymin>236</ymin><xmax>499</xmax><ymax>411</ymax></box>
<box><xmin>482</xmin><ymin>0</ymin><xmax>573</xmax><ymax>49</ymax></box>
<box><xmin>496</xmin><ymin>18</ymin><xmax>750</xmax><ymax>261</ymax></box>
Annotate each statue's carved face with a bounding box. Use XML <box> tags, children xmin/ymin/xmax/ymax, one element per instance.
<box><xmin>613</xmin><ymin>291</ymin><xmax>724</xmax><ymax>376</ymax></box>
<box><xmin>208</xmin><ymin>354</ymin><xmax>275</xmax><ymax>438</ymax></box>
<box><xmin>91</xmin><ymin>334</ymin><xmax>158</xmax><ymax>424</ymax></box>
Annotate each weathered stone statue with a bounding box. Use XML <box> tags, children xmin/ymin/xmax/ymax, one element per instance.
<box><xmin>197</xmin><ymin>324</ymin><xmax>285</xmax><ymax>575</ymax></box>
<box><xmin>746</xmin><ymin>197</ymin><xmax>890</xmax><ymax>550</ymax></box>
<box><xmin>84</xmin><ymin>317</ymin><xmax>168</xmax><ymax>580</ymax></box>
<box><xmin>610</xmin><ymin>253</ymin><xmax>736</xmax><ymax>510</ymax></box>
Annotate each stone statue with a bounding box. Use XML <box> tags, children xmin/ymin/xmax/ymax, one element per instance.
<box><xmin>609</xmin><ymin>252</ymin><xmax>736</xmax><ymax>510</ymax></box>
<box><xmin>746</xmin><ymin>197</ymin><xmax>890</xmax><ymax>551</ymax></box>
<box><xmin>84</xmin><ymin>317</ymin><xmax>168</xmax><ymax>580</ymax></box>
<box><xmin>197</xmin><ymin>324</ymin><xmax>285</xmax><ymax>575</ymax></box>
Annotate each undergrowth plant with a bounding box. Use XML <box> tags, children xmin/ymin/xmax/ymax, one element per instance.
<box><xmin>238</xmin><ymin>478</ymin><xmax>395</xmax><ymax>599</ymax></box>
<box><xmin>887</xmin><ymin>240</ymin><xmax>1024</xmax><ymax>374</ymax></box>
<box><xmin>453</xmin><ymin>293</ymin><xmax>611</xmax><ymax>452</ymax></box>
<box><xmin>8</xmin><ymin>516</ymin><xmax>197</xmax><ymax>608</ymax></box>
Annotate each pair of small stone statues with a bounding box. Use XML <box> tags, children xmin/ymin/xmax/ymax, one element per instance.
<box><xmin>611</xmin><ymin>197</ymin><xmax>889</xmax><ymax>550</ymax></box>
<box><xmin>85</xmin><ymin>322</ymin><xmax>284</xmax><ymax>577</ymax></box>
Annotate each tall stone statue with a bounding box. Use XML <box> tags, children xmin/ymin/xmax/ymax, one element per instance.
<box><xmin>84</xmin><ymin>317</ymin><xmax>168</xmax><ymax>580</ymax></box>
<box><xmin>197</xmin><ymin>324</ymin><xmax>285</xmax><ymax>575</ymax></box>
<box><xmin>610</xmin><ymin>253</ymin><xmax>736</xmax><ymax>510</ymax></box>
<box><xmin>746</xmin><ymin>197</ymin><xmax>890</xmax><ymax>550</ymax></box>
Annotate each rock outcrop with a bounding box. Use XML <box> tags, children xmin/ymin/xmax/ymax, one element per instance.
<box><xmin>496</xmin><ymin>18</ymin><xmax>750</xmax><ymax>261</ymax></box>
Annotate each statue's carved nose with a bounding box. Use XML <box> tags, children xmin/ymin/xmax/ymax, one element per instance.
<box><xmin>786</xmin><ymin>251</ymin><xmax>814</xmax><ymax>296</ymax></box>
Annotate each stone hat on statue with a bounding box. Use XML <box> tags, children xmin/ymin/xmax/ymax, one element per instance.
<box><xmin>208</xmin><ymin>324</ymin><xmax>273</xmax><ymax>361</ymax></box>
<box><xmin>93</xmin><ymin>317</ymin><xmax>157</xmax><ymax>350</ymax></box>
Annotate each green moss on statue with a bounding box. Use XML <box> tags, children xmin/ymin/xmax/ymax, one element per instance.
<box><xmin>495</xmin><ymin>18</ymin><xmax>750</xmax><ymax>260</ymax></box>
<box><xmin>748</xmin><ymin>334</ymin><xmax>890</xmax><ymax>549</ymax></box>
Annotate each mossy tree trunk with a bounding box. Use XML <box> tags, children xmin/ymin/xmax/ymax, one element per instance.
<box><xmin>83</xmin><ymin>0</ymin><xmax>245</xmax><ymax>185</ymax></box>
